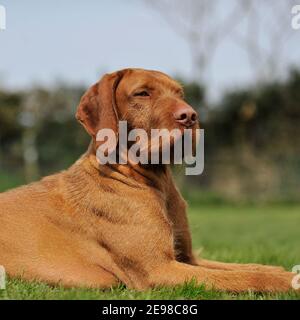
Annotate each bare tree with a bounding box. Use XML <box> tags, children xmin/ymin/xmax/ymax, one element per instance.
<box><xmin>146</xmin><ymin>0</ymin><xmax>297</xmax><ymax>84</ymax></box>
<box><xmin>19</xmin><ymin>89</ymin><xmax>54</xmax><ymax>182</ymax></box>
<box><xmin>231</xmin><ymin>0</ymin><xmax>297</xmax><ymax>82</ymax></box>
<box><xmin>18</xmin><ymin>83</ymin><xmax>83</xmax><ymax>182</ymax></box>
<box><xmin>145</xmin><ymin>0</ymin><xmax>251</xmax><ymax>83</ymax></box>
<box><xmin>19</xmin><ymin>91</ymin><xmax>43</xmax><ymax>182</ymax></box>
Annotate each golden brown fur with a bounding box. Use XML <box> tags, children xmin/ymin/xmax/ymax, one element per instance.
<box><xmin>0</xmin><ymin>68</ymin><xmax>297</xmax><ymax>292</ymax></box>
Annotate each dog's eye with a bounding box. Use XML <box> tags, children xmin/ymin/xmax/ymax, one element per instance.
<box><xmin>133</xmin><ymin>91</ymin><xmax>150</xmax><ymax>97</ymax></box>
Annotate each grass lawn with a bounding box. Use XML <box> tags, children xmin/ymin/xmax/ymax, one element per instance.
<box><xmin>1</xmin><ymin>198</ymin><xmax>299</xmax><ymax>300</ymax></box>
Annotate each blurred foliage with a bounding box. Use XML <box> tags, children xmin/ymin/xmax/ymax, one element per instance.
<box><xmin>0</xmin><ymin>69</ymin><xmax>299</xmax><ymax>202</ymax></box>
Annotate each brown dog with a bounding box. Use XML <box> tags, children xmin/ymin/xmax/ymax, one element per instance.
<box><xmin>0</xmin><ymin>68</ymin><xmax>296</xmax><ymax>292</ymax></box>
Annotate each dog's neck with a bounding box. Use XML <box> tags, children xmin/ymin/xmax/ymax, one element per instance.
<box><xmin>80</xmin><ymin>140</ymin><xmax>170</xmax><ymax>193</ymax></box>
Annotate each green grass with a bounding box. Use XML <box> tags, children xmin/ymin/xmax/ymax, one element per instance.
<box><xmin>0</xmin><ymin>171</ymin><xmax>25</xmax><ymax>193</ymax></box>
<box><xmin>0</xmin><ymin>177</ymin><xmax>299</xmax><ymax>299</ymax></box>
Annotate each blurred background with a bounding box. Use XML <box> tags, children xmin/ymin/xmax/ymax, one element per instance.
<box><xmin>0</xmin><ymin>0</ymin><xmax>299</xmax><ymax>204</ymax></box>
<box><xmin>2</xmin><ymin>2</ymin><xmax>300</xmax><ymax>296</ymax></box>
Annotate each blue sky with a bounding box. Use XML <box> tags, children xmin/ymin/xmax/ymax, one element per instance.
<box><xmin>0</xmin><ymin>0</ymin><xmax>299</xmax><ymax>100</ymax></box>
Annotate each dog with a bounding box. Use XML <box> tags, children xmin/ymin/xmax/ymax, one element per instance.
<box><xmin>0</xmin><ymin>68</ymin><xmax>296</xmax><ymax>292</ymax></box>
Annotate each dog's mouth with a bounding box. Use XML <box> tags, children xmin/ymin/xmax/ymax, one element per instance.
<box><xmin>175</xmin><ymin>121</ymin><xmax>199</xmax><ymax>133</ymax></box>
<box><xmin>144</xmin><ymin>124</ymin><xmax>199</xmax><ymax>164</ymax></box>
<box><xmin>174</xmin><ymin>119</ymin><xmax>199</xmax><ymax>130</ymax></box>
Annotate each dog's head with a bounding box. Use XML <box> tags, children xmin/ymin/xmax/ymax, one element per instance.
<box><xmin>76</xmin><ymin>68</ymin><xmax>199</xmax><ymax>161</ymax></box>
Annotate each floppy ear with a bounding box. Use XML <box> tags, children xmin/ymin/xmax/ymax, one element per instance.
<box><xmin>76</xmin><ymin>71</ymin><xmax>124</xmax><ymax>140</ymax></box>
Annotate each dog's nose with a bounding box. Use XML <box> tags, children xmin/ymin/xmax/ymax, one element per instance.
<box><xmin>173</xmin><ymin>105</ymin><xmax>197</xmax><ymax>127</ymax></box>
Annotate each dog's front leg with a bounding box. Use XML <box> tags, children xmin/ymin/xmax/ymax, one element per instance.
<box><xmin>167</xmin><ymin>171</ymin><xmax>286</xmax><ymax>273</ymax></box>
<box><xmin>196</xmin><ymin>258</ymin><xmax>285</xmax><ymax>273</ymax></box>
<box><xmin>148</xmin><ymin>261</ymin><xmax>295</xmax><ymax>293</ymax></box>
<box><xmin>166</xmin><ymin>178</ymin><xmax>197</xmax><ymax>265</ymax></box>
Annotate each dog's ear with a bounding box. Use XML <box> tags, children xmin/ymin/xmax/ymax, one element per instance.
<box><xmin>76</xmin><ymin>71</ymin><xmax>124</xmax><ymax>140</ymax></box>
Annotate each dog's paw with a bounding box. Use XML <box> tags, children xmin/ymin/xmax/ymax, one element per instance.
<box><xmin>254</xmin><ymin>271</ymin><xmax>297</xmax><ymax>293</ymax></box>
